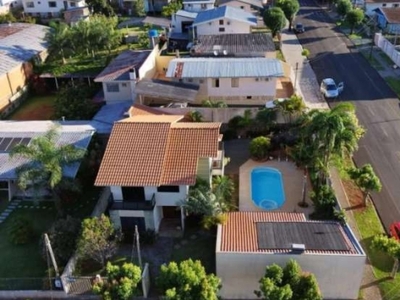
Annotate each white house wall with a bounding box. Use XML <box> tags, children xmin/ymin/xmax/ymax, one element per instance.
<box><xmin>216</xmin><ymin>251</ymin><xmax>365</xmax><ymax>300</ymax></box>
<box><xmin>219</xmin><ymin>1</ymin><xmax>252</xmax><ymax>13</ymax></box>
<box><xmin>138</xmin><ymin>46</ymin><xmax>158</xmax><ymax>79</ymax></box>
<box><xmin>102</xmin><ymin>81</ymin><xmax>133</xmax><ymax>103</ymax></box>
<box><xmin>152</xmin><ymin>205</ymin><xmax>163</xmax><ymax>231</ymax></box>
<box><xmin>365</xmin><ymin>2</ymin><xmax>400</xmax><ymax>15</ymax></box>
<box><xmin>145</xmin><ymin>185</ymin><xmax>188</xmax><ymax>206</ymax></box>
<box><xmin>183</xmin><ymin>2</ymin><xmax>214</xmax><ymax>12</ymax></box>
<box><xmin>196</xmin><ymin>18</ymin><xmax>251</xmax><ymax>35</ymax></box>
<box><xmin>206</xmin><ymin>77</ymin><xmax>276</xmax><ymax>97</ymax></box>
<box><xmin>111</xmin><ymin>185</ymin><xmax>123</xmax><ymax>201</ymax></box>
<box><xmin>23</xmin><ymin>0</ymin><xmax>85</xmax><ymax>16</ymax></box>
<box><xmin>172</xmin><ymin>14</ymin><xmax>195</xmax><ymax>33</ymax></box>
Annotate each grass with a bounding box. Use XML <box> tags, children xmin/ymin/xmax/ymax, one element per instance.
<box><xmin>354</xmin><ymin>205</ymin><xmax>400</xmax><ymax>299</ymax></box>
<box><xmin>360</xmin><ymin>50</ymin><xmax>384</xmax><ymax>71</ymax></box>
<box><xmin>8</xmin><ymin>95</ymin><xmax>56</xmax><ymax>121</ymax></box>
<box><xmin>378</xmin><ymin>51</ymin><xmax>395</xmax><ymax>66</ymax></box>
<box><xmin>385</xmin><ymin>77</ymin><xmax>400</xmax><ymax>98</ymax></box>
<box><xmin>276</xmin><ymin>50</ymin><xmax>286</xmax><ymax>62</ymax></box>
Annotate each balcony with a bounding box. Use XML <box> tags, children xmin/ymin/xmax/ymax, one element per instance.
<box><xmin>111</xmin><ymin>193</ymin><xmax>155</xmax><ymax>211</ymax></box>
<box><xmin>212</xmin><ymin>143</ymin><xmax>224</xmax><ymax>176</ymax></box>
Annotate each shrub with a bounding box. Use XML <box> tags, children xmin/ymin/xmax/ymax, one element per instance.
<box><xmin>249</xmin><ymin>136</ymin><xmax>271</xmax><ymax>161</ymax></box>
<box><xmin>8</xmin><ymin>216</ymin><xmax>34</xmax><ymax>245</ymax></box>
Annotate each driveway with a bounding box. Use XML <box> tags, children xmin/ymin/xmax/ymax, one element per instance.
<box><xmin>296</xmin><ymin>0</ymin><xmax>400</xmax><ymax>231</ymax></box>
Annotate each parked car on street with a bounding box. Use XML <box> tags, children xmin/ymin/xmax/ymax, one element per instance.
<box><xmin>390</xmin><ymin>221</ymin><xmax>400</xmax><ymax>241</ymax></box>
<box><xmin>320</xmin><ymin>78</ymin><xmax>344</xmax><ymax>99</ymax></box>
<box><xmin>294</xmin><ymin>23</ymin><xmax>305</xmax><ymax>33</ymax></box>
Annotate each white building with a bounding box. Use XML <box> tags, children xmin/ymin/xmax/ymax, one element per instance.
<box><xmin>218</xmin><ymin>0</ymin><xmax>263</xmax><ymax>13</ymax></box>
<box><xmin>95</xmin><ymin>105</ymin><xmax>224</xmax><ymax>235</ymax></box>
<box><xmin>0</xmin><ymin>0</ymin><xmax>22</xmax><ymax>14</ymax></box>
<box><xmin>192</xmin><ymin>5</ymin><xmax>257</xmax><ymax>35</ymax></box>
<box><xmin>166</xmin><ymin>57</ymin><xmax>285</xmax><ymax>105</ymax></box>
<box><xmin>94</xmin><ymin>49</ymin><xmax>157</xmax><ymax>104</ymax></box>
<box><xmin>183</xmin><ymin>0</ymin><xmax>215</xmax><ymax>12</ymax></box>
<box><xmin>22</xmin><ymin>0</ymin><xmax>85</xmax><ymax>17</ymax></box>
<box><xmin>365</xmin><ymin>0</ymin><xmax>400</xmax><ymax>16</ymax></box>
<box><xmin>216</xmin><ymin>212</ymin><xmax>366</xmax><ymax>300</ymax></box>
<box><xmin>171</xmin><ymin>10</ymin><xmax>198</xmax><ymax>34</ymax></box>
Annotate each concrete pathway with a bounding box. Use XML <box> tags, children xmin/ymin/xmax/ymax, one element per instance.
<box><xmin>0</xmin><ymin>199</ymin><xmax>21</xmax><ymax>224</ymax></box>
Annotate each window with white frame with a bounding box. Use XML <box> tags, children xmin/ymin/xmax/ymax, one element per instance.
<box><xmin>231</xmin><ymin>78</ymin><xmax>239</xmax><ymax>88</ymax></box>
<box><xmin>219</xmin><ymin>27</ymin><xmax>225</xmax><ymax>32</ymax></box>
<box><xmin>106</xmin><ymin>83</ymin><xmax>120</xmax><ymax>92</ymax></box>
<box><xmin>70</xmin><ymin>1</ymin><xmax>76</xmax><ymax>6</ymax></box>
<box><xmin>219</xmin><ymin>19</ymin><xmax>224</xmax><ymax>25</ymax></box>
<box><xmin>26</xmin><ymin>1</ymin><xmax>34</xmax><ymax>7</ymax></box>
<box><xmin>48</xmin><ymin>1</ymin><xmax>56</xmax><ymax>7</ymax></box>
<box><xmin>212</xmin><ymin>78</ymin><xmax>220</xmax><ymax>88</ymax></box>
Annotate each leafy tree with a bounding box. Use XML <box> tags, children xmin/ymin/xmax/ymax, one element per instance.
<box><xmin>263</xmin><ymin>7</ymin><xmax>286</xmax><ymax>38</ymax></box>
<box><xmin>77</xmin><ymin>214</ymin><xmax>121</xmax><ymax>267</ymax></box>
<box><xmin>161</xmin><ymin>0</ymin><xmax>182</xmax><ymax>17</ymax></box>
<box><xmin>10</xmin><ymin>126</ymin><xmax>86</xmax><ymax>201</ymax></box>
<box><xmin>372</xmin><ymin>235</ymin><xmax>400</xmax><ymax>278</ymax></box>
<box><xmin>249</xmin><ymin>136</ymin><xmax>271</xmax><ymax>161</ymax></box>
<box><xmin>45</xmin><ymin>22</ymin><xmax>74</xmax><ymax>63</ymax></box>
<box><xmin>275</xmin><ymin>94</ymin><xmax>306</xmax><ymax>123</ymax></box>
<box><xmin>276</xmin><ymin>0</ymin><xmax>300</xmax><ymax>31</ymax></box>
<box><xmin>253</xmin><ymin>108</ymin><xmax>276</xmax><ymax>133</ymax></box>
<box><xmin>134</xmin><ymin>0</ymin><xmax>146</xmax><ymax>17</ymax></box>
<box><xmin>212</xmin><ymin>175</ymin><xmax>234</xmax><ymax>202</ymax></box>
<box><xmin>187</xmin><ymin>110</ymin><xmax>203</xmax><ymax>122</ymax></box>
<box><xmin>54</xmin><ymin>83</ymin><xmax>98</xmax><ymax>120</ymax></box>
<box><xmin>93</xmin><ymin>262</ymin><xmax>142</xmax><ymax>300</ymax></box>
<box><xmin>85</xmin><ymin>0</ymin><xmax>115</xmax><ymax>16</ymax></box>
<box><xmin>157</xmin><ymin>259</ymin><xmax>221</xmax><ymax>300</ymax></box>
<box><xmin>346</xmin><ymin>9</ymin><xmax>364</xmax><ymax>34</ymax></box>
<box><xmin>0</xmin><ymin>12</ymin><xmax>16</xmax><ymax>23</ymax></box>
<box><xmin>202</xmin><ymin>100</ymin><xmax>228</xmax><ymax>107</ymax></box>
<box><xmin>255</xmin><ymin>260</ymin><xmax>322</xmax><ymax>300</ymax></box>
<box><xmin>347</xmin><ymin>164</ymin><xmax>382</xmax><ymax>206</ymax></box>
<box><xmin>336</xmin><ymin>0</ymin><xmax>352</xmax><ymax>18</ymax></box>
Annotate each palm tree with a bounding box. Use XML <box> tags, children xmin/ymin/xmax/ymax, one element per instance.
<box><xmin>276</xmin><ymin>95</ymin><xmax>306</xmax><ymax>124</ymax></box>
<box><xmin>202</xmin><ymin>100</ymin><xmax>227</xmax><ymax>108</ymax></box>
<box><xmin>212</xmin><ymin>176</ymin><xmax>235</xmax><ymax>205</ymax></box>
<box><xmin>10</xmin><ymin>126</ymin><xmax>86</xmax><ymax>202</ymax></box>
<box><xmin>45</xmin><ymin>22</ymin><xmax>73</xmax><ymax>63</ymax></box>
<box><xmin>187</xmin><ymin>110</ymin><xmax>203</xmax><ymax>122</ymax></box>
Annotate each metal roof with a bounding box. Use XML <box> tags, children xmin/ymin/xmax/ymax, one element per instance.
<box><xmin>219</xmin><ymin>0</ymin><xmax>263</xmax><ymax>8</ymax></box>
<box><xmin>166</xmin><ymin>57</ymin><xmax>284</xmax><ymax>78</ymax></box>
<box><xmin>0</xmin><ymin>23</ymin><xmax>49</xmax><ymax>76</ymax></box>
<box><xmin>175</xmin><ymin>9</ymin><xmax>198</xmax><ymax>19</ymax></box>
<box><xmin>135</xmin><ymin>79</ymin><xmax>199</xmax><ymax>102</ymax></box>
<box><xmin>193</xmin><ymin>6</ymin><xmax>257</xmax><ymax>26</ymax></box>
<box><xmin>0</xmin><ymin>121</ymin><xmax>95</xmax><ymax>180</ymax></box>
<box><xmin>142</xmin><ymin>16</ymin><xmax>171</xmax><ymax>28</ymax></box>
<box><xmin>183</xmin><ymin>0</ymin><xmax>214</xmax><ymax>3</ymax></box>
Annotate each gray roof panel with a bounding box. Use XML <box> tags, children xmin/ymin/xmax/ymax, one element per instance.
<box><xmin>193</xmin><ymin>6</ymin><xmax>257</xmax><ymax>26</ymax></box>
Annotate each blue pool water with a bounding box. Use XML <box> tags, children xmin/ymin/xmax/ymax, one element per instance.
<box><xmin>251</xmin><ymin>167</ymin><xmax>285</xmax><ymax>210</ymax></box>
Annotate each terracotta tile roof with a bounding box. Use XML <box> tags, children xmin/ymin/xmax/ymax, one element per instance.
<box><xmin>380</xmin><ymin>7</ymin><xmax>400</xmax><ymax>23</ymax></box>
<box><xmin>128</xmin><ymin>104</ymin><xmax>173</xmax><ymax>117</ymax></box>
<box><xmin>218</xmin><ymin>212</ymin><xmax>359</xmax><ymax>255</ymax></box>
<box><xmin>95</xmin><ymin>116</ymin><xmax>221</xmax><ymax>186</ymax></box>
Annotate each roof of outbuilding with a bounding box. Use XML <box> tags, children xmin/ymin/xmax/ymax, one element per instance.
<box><xmin>218</xmin><ymin>0</ymin><xmax>263</xmax><ymax>9</ymax></box>
<box><xmin>135</xmin><ymin>79</ymin><xmax>199</xmax><ymax>102</ymax></box>
<box><xmin>175</xmin><ymin>9</ymin><xmax>198</xmax><ymax>19</ymax></box>
<box><xmin>166</xmin><ymin>57</ymin><xmax>284</xmax><ymax>78</ymax></box>
<box><xmin>377</xmin><ymin>7</ymin><xmax>400</xmax><ymax>23</ymax></box>
<box><xmin>218</xmin><ymin>212</ymin><xmax>362</xmax><ymax>255</ymax></box>
<box><xmin>0</xmin><ymin>23</ymin><xmax>49</xmax><ymax>76</ymax></box>
<box><xmin>94</xmin><ymin>50</ymin><xmax>152</xmax><ymax>82</ymax></box>
<box><xmin>95</xmin><ymin>114</ymin><xmax>221</xmax><ymax>187</ymax></box>
<box><xmin>193</xmin><ymin>6</ymin><xmax>257</xmax><ymax>26</ymax></box>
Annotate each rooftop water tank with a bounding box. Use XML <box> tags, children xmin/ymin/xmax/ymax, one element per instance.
<box><xmin>148</xmin><ymin>29</ymin><xmax>158</xmax><ymax>38</ymax></box>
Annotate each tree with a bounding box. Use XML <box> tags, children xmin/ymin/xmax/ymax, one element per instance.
<box><xmin>161</xmin><ymin>0</ymin><xmax>182</xmax><ymax>17</ymax></box>
<box><xmin>10</xmin><ymin>126</ymin><xmax>86</xmax><ymax>200</ymax></box>
<box><xmin>0</xmin><ymin>12</ymin><xmax>16</xmax><ymax>23</ymax></box>
<box><xmin>275</xmin><ymin>94</ymin><xmax>306</xmax><ymax>124</ymax></box>
<box><xmin>336</xmin><ymin>0</ymin><xmax>352</xmax><ymax>18</ymax></box>
<box><xmin>187</xmin><ymin>110</ymin><xmax>203</xmax><ymax>122</ymax></box>
<box><xmin>157</xmin><ymin>259</ymin><xmax>221</xmax><ymax>300</ymax></box>
<box><xmin>85</xmin><ymin>0</ymin><xmax>115</xmax><ymax>16</ymax></box>
<box><xmin>249</xmin><ymin>136</ymin><xmax>271</xmax><ymax>161</ymax></box>
<box><xmin>134</xmin><ymin>0</ymin><xmax>146</xmax><ymax>17</ymax></box>
<box><xmin>54</xmin><ymin>83</ymin><xmax>98</xmax><ymax>120</ymax></box>
<box><xmin>255</xmin><ymin>260</ymin><xmax>322</xmax><ymax>300</ymax></box>
<box><xmin>93</xmin><ymin>262</ymin><xmax>142</xmax><ymax>300</ymax></box>
<box><xmin>45</xmin><ymin>22</ymin><xmax>73</xmax><ymax>63</ymax></box>
<box><xmin>348</xmin><ymin>164</ymin><xmax>382</xmax><ymax>206</ymax></box>
<box><xmin>202</xmin><ymin>100</ymin><xmax>227</xmax><ymax>107</ymax></box>
<box><xmin>76</xmin><ymin>214</ymin><xmax>121</xmax><ymax>267</ymax></box>
<box><xmin>372</xmin><ymin>235</ymin><xmax>400</xmax><ymax>278</ymax></box>
<box><xmin>346</xmin><ymin>9</ymin><xmax>364</xmax><ymax>34</ymax></box>
<box><xmin>276</xmin><ymin>0</ymin><xmax>300</xmax><ymax>31</ymax></box>
<box><xmin>263</xmin><ymin>7</ymin><xmax>286</xmax><ymax>38</ymax></box>
<box><xmin>212</xmin><ymin>175</ymin><xmax>235</xmax><ymax>203</ymax></box>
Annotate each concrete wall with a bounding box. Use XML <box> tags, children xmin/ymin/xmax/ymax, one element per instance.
<box><xmin>205</xmin><ymin>77</ymin><xmax>276</xmax><ymax>97</ymax></box>
<box><xmin>196</xmin><ymin>18</ymin><xmax>251</xmax><ymax>35</ymax></box>
<box><xmin>153</xmin><ymin>205</ymin><xmax>163</xmax><ymax>231</ymax></box>
<box><xmin>197</xmin><ymin>157</ymin><xmax>212</xmax><ymax>184</ymax></box>
<box><xmin>102</xmin><ymin>81</ymin><xmax>133</xmax><ymax>103</ymax></box>
<box><xmin>375</xmin><ymin>32</ymin><xmax>400</xmax><ymax>67</ymax></box>
<box><xmin>139</xmin><ymin>46</ymin><xmax>158</xmax><ymax>79</ymax></box>
<box><xmin>145</xmin><ymin>185</ymin><xmax>188</xmax><ymax>206</ymax></box>
<box><xmin>156</xmin><ymin>54</ymin><xmax>175</xmax><ymax>74</ymax></box>
<box><xmin>216</xmin><ymin>251</ymin><xmax>365</xmax><ymax>300</ymax></box>
<box><xmin>172</xmin><ymin>13</ymin><xmax>195</xmax><ymax>33</ymax></box>
<box><xmin>23</xmin><ymin>0</ymin><xmax>85</xmax><ymax>16</ymax></box>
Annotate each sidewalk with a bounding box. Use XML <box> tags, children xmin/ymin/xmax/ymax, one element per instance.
<box><xmin>280</xmin><ymin>21</ymin><xmax>383</xmax><ymax>300</ymax></box>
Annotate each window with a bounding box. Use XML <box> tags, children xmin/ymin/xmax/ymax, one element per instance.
<box><xmin>231</xmin><ymin>78</ymin><xmax>239</xmax><ymax>88</ymax></box>
<box><xmin>394</xmin><ymin>3</ymin><xmax>399</xmax><ymax>7</ymax></box>
<box><xmin>240</xmin><ymin>5</ymin><xmax>244</xmax><ymax>9</ymax></box>
<box><xmin>70</xmin><ymin>1</ymin><xmax>75</xmax><ymax>6</ymax></box>
<box><xmin>199</xmin><ymin>79</ymin><xmax>204</xmax><ymax>84</ymax></box>
<box><xmin>0</xmin><ymin>181</ymin><xmax>8</xmax><ymax>189</ymax></box>
<box><xmin>48</xmin><ymin>1</ymin><xmax>56</xmax><ymax>6</ymax></box>
<box><xmin>382</xmin><ymin>3</ymin><xmax>387</xmax><ymax>6</ymax></box>
<box><xmin>26</xmin><ymin>1</ymin><xmax>34</xmax><ymax>7</ymax></box>
<box><xmin>201</xmin><ymin>3</ymin><xmax>206</xmax><ymax>9</ymax></box>
<box><xmin>106</xmin><ymin>83</ymin><xmax>119</xmax><ymax>92</ymax></box>
<box><xmin>219</xmin><ymin>27</ymin><xmax>225</xmax><ymax>32</ymax></box>
<box><xmin>157</xmin><ymin>185</ymin><xmax>180</xmax><ymax>193</ymax></box>
<box><xmin>246</xmin><ymin>96</ymin><xmax>252</xmax><ymax>99</ymax></box>
<box><xmin>121</xmin><ymin>83</ymin><xmax>128</xmax><ymax>87</ymax></box>
<box><xmin>187</xmin><ymin>78</ymin><xmax>193</xmax><ymax>83</ymax></box>
<box><xmin>212</xmin><ymin>78</ymin><xmax>220</xmax><ymax>88</ymax></box>
<box><xmin>219</xmin><ymin>19</ymin><xmax>224</xmax><ymax>25</ymax></box>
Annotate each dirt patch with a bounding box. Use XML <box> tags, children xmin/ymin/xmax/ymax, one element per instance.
<box><xmin>342</xmin><ymin>179</ymin><xmax>365</xmax><ymax>210</ymax></box>
<box><xmin>11</xmin><ymin>103</ymin><xmax>54</xmax><ymax>120</ymax></box>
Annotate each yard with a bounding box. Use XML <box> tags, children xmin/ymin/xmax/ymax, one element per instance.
<box><xmin>8</xmin><ymin>95</ymin><xmax>56</xmax><ymax>121</ymax></box>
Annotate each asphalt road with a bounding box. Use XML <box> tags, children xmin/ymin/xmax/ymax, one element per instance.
<box><xmin>296</xmin><ymin>0</ymin><xmax>400</xmax><ymax>231</ymax></box>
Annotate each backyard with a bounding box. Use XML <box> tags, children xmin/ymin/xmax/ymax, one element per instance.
<box><xmin>8</xmin><ymin>95</ymin><xmax>56</xmax><ymax>121</ymax></box>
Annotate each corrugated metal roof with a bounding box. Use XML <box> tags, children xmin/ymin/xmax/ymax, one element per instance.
<box><xmin>0</xmin><ymin>121</ymin><xmax>95</xmax><ymax>180</ymax></box>
<box><xmin>193</xmin><ymin>6</ymin><xmax>257</xmax><ymax>26</ymax></box>
<box><xmin>0</xmin><ymin>23</ymin><xmax>49</xmax><ymax>76</ymax></box>
<box><xmin>175</xmin><ymin>9</ymin><xmax>198</xmax><ymax>19</ymax></box>
<box><xmin>166</xmin><ymin>57</ymin><xmax>284</xmax><ymax>78</ymax></box>
<box><xmin>219</xmin><ymin>0</ymin><xmax>263</xmax><ymax>8</ymax></box>
<box><xmin>135</xmin><ymin>79</ymin><xmax>199</xmax><ymax>102</ymax></box>
<box><xmin>183</xmin><ymin>0</ymin><xmax>214</xmax><ymax>3</ymax></box>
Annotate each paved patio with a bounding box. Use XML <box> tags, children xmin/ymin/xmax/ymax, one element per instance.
<box><xmin>239</xmin><ymin>159</ymin><xmax>313</xmax><ymax>217</ymax></box>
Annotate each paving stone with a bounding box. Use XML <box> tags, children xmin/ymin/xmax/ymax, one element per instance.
<box><xmin>181</xmin><ymin>240</ymin><xmax>188</xmax><ymax>245</ymax></box>
<box><xmin>17</xmin><ymin>205</ymin><xmax>22</xmax><ymax>208</ymax></box>
<box><xmin>190</xmin><ymin>234</ymin><xmax>197</xmax><ymax>240</ymax></box>
<box><xmin>1</xmin><ymin>212</ymin><xmax>10</xmax><ymax>217</ymax></box>
<box><xmin>24</xmin><ymin>206</ymin><xmax>28</xmax><ymax>208</ymax></box>
<box><xmin>4</xmin><ymin>209</ymin><xmax>13</xmax><ymax>213</ymax></box>
<box><xmin>174</xmin><ymin>244</ymin><xmax>181</xmax><ymax>249</ymax></box>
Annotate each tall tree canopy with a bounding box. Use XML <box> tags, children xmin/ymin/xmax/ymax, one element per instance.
<box><xmin>276</xmin><ymin>0</ymin><xmax>300</xmax><ymax>31</ymax></box>
<box><xmin>263</xmin><ymin>7</ymin><xmax>286</xmax><ymax>37</ymax></box>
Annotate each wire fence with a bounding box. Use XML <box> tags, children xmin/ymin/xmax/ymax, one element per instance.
<box><xmin>0</xmin><ymin>277</ymin><xmax>59</xmax><ymax>291</ymax></box>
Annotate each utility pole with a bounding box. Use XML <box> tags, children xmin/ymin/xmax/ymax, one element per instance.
<box><xmin>44</xmin><ymin>233</ymin><xmax>62</xmax><ymax>289</ymax></box>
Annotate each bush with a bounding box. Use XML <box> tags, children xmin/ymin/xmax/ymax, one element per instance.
<box><xmin>310</xmin><ymin>184</ymin><xmax>338</xmax><ymax>220</ymax></box>
<box><xmin>249</xmin><ymin>136</ymin><xmax>271</xmax><ymax>161</ymax></box>
<box><xmin>8</xmin><ymin>217</ymin><xmax>34</xmax><ymax>245</ymax></box>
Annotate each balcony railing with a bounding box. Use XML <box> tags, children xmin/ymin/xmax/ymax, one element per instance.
<box><xmin>212</xmin><ymin>149</ymin><xmax>224</xmax><ymax>170</ymax></box>
<box><xmin>111</xmin><ymin>193</ymin><xmax>155</xmax><ymax>211</ymax></box>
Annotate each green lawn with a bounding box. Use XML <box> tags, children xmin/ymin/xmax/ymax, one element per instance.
<box><xmin>354</xmin><ymin>205</ymin><xmax>400</xmax><ymax>299</ymax></box>
<box><xmin>8</xmin><ymin>95</ymin><xmax>56</xmax><ymax>121</ymax></box>
<box><xmin>385</xmin><ymin>77</ymin><xmax>400</xmax><ymax>98</ymax></box>
<box><xmin>378</xmin><ymin>51</ymin><xmax>394</xmax><ymax>66</ymax></box>
<box><xmin>360</xmin><ymin>50</ymin><xmax>384</xmax><ymax>71</ymax></box>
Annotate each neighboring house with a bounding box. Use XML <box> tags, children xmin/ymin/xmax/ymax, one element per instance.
<box><xmin>216</xmin><ymin>212</ymin><xmax>366</xmax><ymax>300</ymax></box>
<box><xmin>143</xmin><ymin>0</ymin><xmax>170</xmax><ymax>13</ymax></box>
<box><xmin>63</xmin><ymin>6</ymin><xmax>90</xmax><ymax>25</ymax></box>
<box><xmin>22</xmin><ymin>0</ymin><xmax>86</xmax><ymax>18</ymax></box>
<box><xmin>217</xmin><ymin>0</ymin><xmax>263</xmax><ymax>13</ymax></box>
<box><xmin>192</xmin><ymin>5</ymin><xmax>257</xmax><ymax>36</ymax></box>
<box><xmin>171</xmin><ymin>10</ymin><xmax>198</xmax><ymax>35</ymax></box>
<box><xmin>0</xmin><ymin>23</ymin><xmax>49</xmax><ymax>116</ymax></box>
<box><xmin>94</xmin><ymin>49</ymin><xmax>157</xmax><ymax>104</ymax></box>
<box><xmin>182</xmin><ymin>0</ymin><xmax>215</xmax><ymax>12</ymax></box>
<box><xmin>0</xmin><ymin>0</ymin><xmax>22</xmax><ymax>14</ymax></box>
<box><xmin>365</xmin><ymin>0</ymin><xmax>400</xmax><ymax>16</ymax></box>
<box><xmin>94</xmin><ymin>105</ymin><xmax>224</xmax><ymax>234</ymax></box>
<box><xmin>0</xmin><ymin>121</ymin><xmax>95</xmax><ymax>201</ymax></box>
<box><xmin>375</xmin><ymin>7</ymin><xmax>400</xmax><ymax>33</ymax></box>
<box><xmin>190</xmin><ymin>33</ymin><xmax>276</xmax><ymax>58</ymax></box>
<box><xmin>165</xmin><ymin>57</ymin><xmax>285</xmax><ymax>105</ymax></box>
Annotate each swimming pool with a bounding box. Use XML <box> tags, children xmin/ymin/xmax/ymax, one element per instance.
<box><xmin>251</xmin><ymin>167</ymin><xmax>285</xmax><ymax>210</ymax></box>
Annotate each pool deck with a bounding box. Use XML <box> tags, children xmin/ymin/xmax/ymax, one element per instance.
<box><xmin>239</xmin><ymin>159</ymin><xmax>313</xmax><ymax>217</ymax></box>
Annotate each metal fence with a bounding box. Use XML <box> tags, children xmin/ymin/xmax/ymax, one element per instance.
<box><xmin>0</xmin><ymin>277</ymin><xmax>58</xmax><ymax>291</ymax></box>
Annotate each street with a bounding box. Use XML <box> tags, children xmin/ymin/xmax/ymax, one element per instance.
<box><xmin>295</xmin><ymin>0</ymin><xmax>400</xmax><ymax>231</ymax></box>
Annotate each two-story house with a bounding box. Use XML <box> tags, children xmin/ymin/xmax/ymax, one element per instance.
<box><xmin>365</xmin><ymin>0</ymin><xmax>400</xmax><ymax>16</ymax></box>
<box><xmin>22</xmin><ymin>0</ymin><xmax>85</xmax><ymax>17</ymax></box>
<box><xmin>166</xmin><ymin>57</ymin><xmax>286</xmax><ymax>105</ymax></box>
<box><xmin>94</xmin><ymin>105</ymin><xmax>224</xmax><ymax>235</ymax></box>
<box><xmin>183</xmin><ymin>0</ymin><xmax>215</xmax><ymax>12</ymax></box>
<box><xmin>217</xmin><ymin>0</ymin><xmax>263</xmax><ymax>13</ymax></box>
<box><xmin>374</xmin><ymin>7</ymin><xmax>400</xmax><ymax>33</ymax></box>
<box><xmin>192</xmin><ymin>5</ymin><xmax>257</xmax><ymax>36</ymax></box>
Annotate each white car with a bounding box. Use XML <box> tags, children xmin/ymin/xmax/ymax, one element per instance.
<box><xmin>320</xmin><ymin>78</ymin><xmax>344</xmax><ymax>99</ymax></box>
